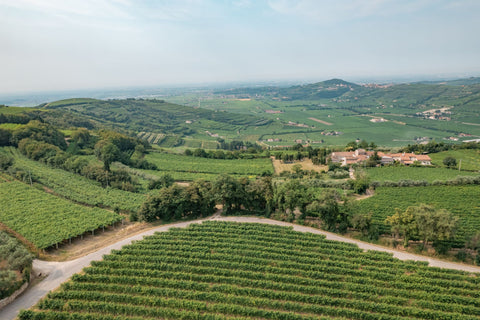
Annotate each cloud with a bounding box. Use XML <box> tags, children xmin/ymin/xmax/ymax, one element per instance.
<box><xmin>266</xmin><ymin>0</ymin><xmax>440</xmax><ymax>24</ymax></box>
<box><xmin>0</xmin><ymin>0</ymin><xmax>134</xmax><ymax>19</ymax></box>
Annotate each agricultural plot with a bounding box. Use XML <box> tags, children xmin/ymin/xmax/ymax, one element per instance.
<box><xmin>429</xmin><ymin>149</ymin><xmax>480</xmax><ymax>171</ymax></box>
<box><xmin>24</xmin><ymin>221</ymin><xmax>480</xmax><ymax>320</ymax></box>
<box><xmin>0</xmin><ymin>180</ymin><xmax>122</xmax><ymax>249</ymax></box>
<box><xmin>355</xmin><ymin>185</ymin><xmax>480</xmax><ymax>246</ymax></box>
<box><xmin>366</xmin><ymin>166</ymin><xmax>480</xmax><ymax>183</ymax></box>
<box><xmin>1</xmin><ymin>148</ymin><xmax>145</xmax><ymax>212</ymax></box>
<box><xmin>145</xmin><ymin>152</ymin><xmax>273</xmax><ymax>177</ymax></box>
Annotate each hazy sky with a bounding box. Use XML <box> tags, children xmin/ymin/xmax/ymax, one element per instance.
<box><xmin>1</xmin><ymin>0</ymin><xmax>480</xmax><ymax>94</ymax></box>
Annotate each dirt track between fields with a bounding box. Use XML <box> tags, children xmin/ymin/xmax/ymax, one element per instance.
<box><xmin>2</xmin><ymin>216</ymin><xmax>480</xmax><ymax>320</ymax></box>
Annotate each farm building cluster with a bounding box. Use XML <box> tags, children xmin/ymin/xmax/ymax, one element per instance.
<box><xmin>330</xmin><ymin>149</ymin><xmax>432</xmax><ymax>166</ymax></box>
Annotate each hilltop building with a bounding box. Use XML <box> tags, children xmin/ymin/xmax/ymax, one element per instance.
<box><xmin>330</xmin><ymin>149</ymin><xmax>431</xmax><ymax>166</ymax></box>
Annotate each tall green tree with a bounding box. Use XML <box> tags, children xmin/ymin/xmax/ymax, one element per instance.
<box><xmin>306</xmin><ymin>189</ymin><xmax>348</xmax><ymax>232</ymax></box>
<box><xmin>211</xmin><ymin>174</ymin><xmax>245</xmax><ymax>213</ymax></box>
<box><xmin>443</xmin><ymin>156</ymin><xmax>457</xmax><ymax>168</ymax></box>
<box><xmin>386</xmin><ymin>204</ymin><xmax>458</xmax><ymax>248</ymax></box>
<box><xmin>414</xmin><ymin>204</ymin><xmax>458</xmax><ymax>248</ymax></box>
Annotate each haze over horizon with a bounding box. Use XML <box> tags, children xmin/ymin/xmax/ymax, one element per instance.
<box><xmin>1</xmin><ymin>0</ymin><xmax>480</xmax><ymax>94</ymax></box>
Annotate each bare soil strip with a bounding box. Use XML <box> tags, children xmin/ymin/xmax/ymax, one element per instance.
<box><xmin>308</xmin><ymin>117</ymin><xmax>333</xmax><ymax>125</ymax></box>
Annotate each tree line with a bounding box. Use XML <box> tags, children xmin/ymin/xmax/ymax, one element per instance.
<box><xmin>0</xmin><ymin>120</ymin><xmax>156</xmax><ymax>192</ymax></box>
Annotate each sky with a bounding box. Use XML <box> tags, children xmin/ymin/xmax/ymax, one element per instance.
<box><xmin>1</xmin><ymin>0</ymin><xmax>480</xmax><ymax>94</ymax></box>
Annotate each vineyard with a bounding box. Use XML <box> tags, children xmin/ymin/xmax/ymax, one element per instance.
<box><xmin>0</xmin><ymin>180</ymin><xmax>122</xmax><ymax>250</ymax></box>
<box><xmin>355</xmin><ymin>185</ymin><xmax>480</xmax><ymax>246</ymax></box>
<box><xmin>1</xmin><ymin>147</ymin><xmax>146</xmax><ymax>212</ymax></box>
<box><xmin>429</xmin><ymin>149</ymin><xmax>480</xmax><ymax>171</ymax></box>
<box><xmin>145</xmin><ymin>152</ymin><xmax>274</xmax><ymax>177</ymax></box>
<box><xmin>366</xmin><ymin>166</ymin><xmax>480</xmax><ymax>183</ymax></box>
<box><xmin>22</xmin><ymin>221</ymin><xmax>480</xmax><ymax>320</ymax></box>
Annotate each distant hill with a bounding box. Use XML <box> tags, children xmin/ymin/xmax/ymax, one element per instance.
<box><xmin>217</xmin><ymin>78</ymin><xmax>361</xmax><ymax>100</ymax></box>
<box><xmin>417</xmin><ymin>77</ymin><xmax>480</xmax><ymax>86</ymax></box>
<box><xmin>44</xmin><ymin>98</ymin><xmax>271</xmax><ymax>137</ymax></box>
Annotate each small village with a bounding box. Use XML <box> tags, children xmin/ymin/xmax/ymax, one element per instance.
<box><xmin>330</xmin><ymin>148</ymin><xmax>432</xmax><ymax>166</ymax></box>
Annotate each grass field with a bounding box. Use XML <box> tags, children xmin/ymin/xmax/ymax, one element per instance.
<box><xmin>0</xmin><ymin>179</ymin><xmax>122</xmax><ymax>250</ymax></box>
<box><xmin>24</xmin><ymin>221</ymin><xmax>480</xmax><ymax>320</ymax></box>
<box><xmin>0</xmin><ymin>105</ymin><xmax>35</xmax><ymax>114</ymax></box>
<box><xmin>429</xmin><ymin>149</ymin><xmax>480</xmax><ymax>171</ymax></box>
<box><xmin>145</xmin><ymin>152</ymin><xmax>274</xmax><ymax>178</ymax></box>
<box><xmin>366</xmin><ymin>166</ymin><xmax>480</xmax><ymax>183</ymax></box>
<box><xmin>355</xmin><ymin>185</ymin><xmax>480</xmax><ymax>246</ymax></box>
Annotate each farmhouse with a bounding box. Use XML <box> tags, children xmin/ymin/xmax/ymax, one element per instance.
<box><xmin>330</xmin><ymin>149</ymin><xmax>431</xmax><ymax>166</ymax></box>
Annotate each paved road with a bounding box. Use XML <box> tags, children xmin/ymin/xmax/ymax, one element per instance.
<box><xmin>2</xmin><ymin>216</ymin><xmax>480</xmax><ymax>320</ymax></box>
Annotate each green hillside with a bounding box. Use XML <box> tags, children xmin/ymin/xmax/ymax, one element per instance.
<box><xmin>45</xmin><ymin>98</ymin><xmax>271</xmax><ymax>137</ymax></box>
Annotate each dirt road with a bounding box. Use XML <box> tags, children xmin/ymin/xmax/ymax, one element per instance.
<box><xmin>2</xmin><ymin>216</ymin><xmax>480</xmax><ymax>320</ymax></box>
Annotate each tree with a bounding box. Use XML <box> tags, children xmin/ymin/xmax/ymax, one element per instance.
<box><xmin>443</xmin><ymin>156</ymin><xmax>457</xmax><ymax>168</ymax></box>
<box><xmin>351</xmin><ymin>169</ymin><xmax>370</xmax><ymax>194</ymax></box>
<box><xmin>0</xmin><ymin>128</ymin><xmax>12</xmax><ymax>146</ymax></box>
<box><xmin>0</xmin><ymin>154</ymin><xmax>13</xmax><ymax>170</ymax></box>
<box><xmin>138</xmin><ymin>185</ymin><xmax>185</xmax><ymax>222</ymax></box>
<box><xmin>358</xmin><ymin>139</ymin><xmax>369</xmax><ymax>149</ymax></box>
<box><xmin>95</xmin><ymin>141</ymin><xmax>120</xmax><ymax>171</ymax></box>
<box><xmin>211</xmin><ymin>174</ymin><xmax>245</xmax><ymax>213</ymax></box>
<box><xmin>273</xmin><ymin>179</ymin><xmax>310</xmax><ymax>220</ymax></box>
<box><xmin>148</xmin><ymin>174</ymin><xmax>174</xmax><ymax>190</ymax></box>
<box><xmin>386</xmin><ymin>204</ymin><xmax>458</xmax><ymax>248</ymax></box>
<box><xmin>306</xmin><ymin>189</ymin><xmax>348</xmax><ymax>232</ymax></box>
<box><xmin>414</xmin><ymin>204</ymin><xmax>458</xmax><ymax>248</ymax></box>
<box><xmin>350</xmin><ymin>212</ymin><xmax>377</xmax><ymax>239</ymax></box>
<box><xmin>366</xmin><ymin>151</ymin><xmax>380</xmax><ymax>167</ymax></box>
<box><xmin>71</xmin><ymin>128</ymin><xmax>96</xmax><ymax>149</ymax></box>
<box><xmin>385</xmin><ymin>207</ymin><xmax>417</xmax><ymax>247</ymax></box>
<box><xmin>345</xmin><ymin>141</ymin><xmax>358</xmax><ymax>151</ymax></box>
<box><xmin>292</xmin><ymin>164</ymin><xmax>303</xmax><ymax>174</ymax></box>
<box><xmin>244</xmin><ymin>177</ymin><xmax>273</xmax><ymax>214</ymax></box>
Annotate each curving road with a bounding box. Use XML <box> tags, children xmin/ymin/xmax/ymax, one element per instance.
<box><xmin>2</xmin><ymin>216</ymin><xmax>480</xmax><ymax>320</ymax></box>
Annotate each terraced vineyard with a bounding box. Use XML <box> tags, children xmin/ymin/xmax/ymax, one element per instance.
<box><xmin>22</xmin><ymin>221</ymin><xmax>480</xmax><ymax>320</ymax></box>
<box><xmin>0</xmin><ymin>180</ymin><xmax>122</xmax><ymax>249</ymax></box>
<box><xmin>145</xmin><ymin>152</ymin><xmax>274</xmax><ymax>178</ymax></box>
<box><xmin>1</xmin><ymin>147</ymin><xmax>145</xmax><ymax>212</ymax></box>
<box><xmin>366</xmin><ymin>166</ymin><xmax>480</xmax><ymax>183</ymax></box>
<box><xmin>355</xmin><ymin>185</ymin><xmax>480</xmax><ymax>246</ymax></box>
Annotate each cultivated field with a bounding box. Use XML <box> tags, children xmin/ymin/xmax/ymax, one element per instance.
<box><xmin>355</xmin><ymin>185</ymin><xmax>480</xmax><ymax>246</ymax></box>
<box><xmin>429</xmin><ymin>149</ymin><xmax>480</xmax><ymax>171</ymax></box>
<box><xmin>1</xmin><ymin>147</ymin><xmax>146</xmax><ymax>212</ymax></box>
<box><xmin>366</xmin><ymin>166</ymin><xmax>480</xmax><ymax>183</ymax></box>
<box><xmin>0</xmin><ymin>180</ymin><xmax>122</xmax><ymax>250</ymax></box>
<box><xmin>144</xmin><ymin>152</ymin><xmax>274</xmax><ymax>178</ymax></box>
<box><xmin>22</xmin><ymin>221</ymin><xmax>480</xmax><ymax>320</ymax></box>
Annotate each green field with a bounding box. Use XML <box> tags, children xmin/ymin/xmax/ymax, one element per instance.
<box><xmin>145</xmin><ymin>152</ymin><xmax>273</xmax><ymax>178</ymax></box>
<box><xmin>366</xmin><ymin>166</ymin><xmax>480</xmax><ymax>183</ymax></box>
<box><xmin>0</xmin><ymin>180</ymin><xmax>122</xmax><ymax>249</ymax></box>
<box><xmin>0</xmin><ymin>105</ymin><xmax>36</xmax><ymax>114</ymax></box>
<box><xmin>23</xmin><ymin>221</ymin><xmax>480</xmax><ymax>320</ymax></box>
<box><xmin>429</xmin><ymin>149</ymin><xmax>480</xmax><ymax>171</ymax></box>
<box><xmin>355</xmin><ymin>185</ymin><xmax>480</xmax><ymax>246</ymax></box>
<box><xmin>1</xmin><ymin>147</ymin><xmax>146</xmax><ymax>212</ymax></box>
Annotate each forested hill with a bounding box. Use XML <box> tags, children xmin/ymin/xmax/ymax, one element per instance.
<box><xmin>217</xmin><ymin>78</ymin><xmax>360</xmax><ymax>100</ymax></box>
<box><xmin>44</xmin><ymin>98</ymin><xmax>271</xmax><ymax>134</ymax></box>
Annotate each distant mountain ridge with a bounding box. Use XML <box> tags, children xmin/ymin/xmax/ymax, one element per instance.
<box><xmin>217</xmin><ymin>78</ymin><xmax>360</xmax><ymax>100</ymax></box>
<box><xmin>217</xmin><ymin>77</ymin><xmax>480</xmax><ymax>102</ymax></box>
<box><xmin>416</xmin><ymin>77</ymin><xmax>480</xmax><ymax>86</ymax></box>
